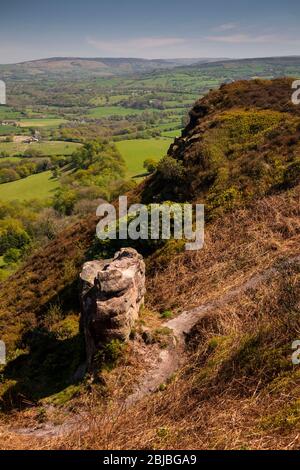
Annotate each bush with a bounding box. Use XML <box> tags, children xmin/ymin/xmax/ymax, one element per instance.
<box><xmin>0</xmin><ymin>219</ymin><xmax>31</xmax><ymax>255</ymax></box>
<box><xmin>53</xmin><ymin>189</ymin><xmax>78</xmax><ymax>215</ymax></box>
<box><xmin>95</xmin><ymin>339</ymin><xmax>125</xmax><ymax>370</ymax></box>
<box><xmin>3</xmin><ymin>248</ymin><xmax>22</xmax><ymax>264</ymax></box>
<box><xmin>143</xmin><ymin>158</ymin><xmax>158</xmax><ymax>173</ymax></box>
<box><xmin>157</xmin><ymin>156</ymin><xmax>186</xmax><ymax>181</ymax></box>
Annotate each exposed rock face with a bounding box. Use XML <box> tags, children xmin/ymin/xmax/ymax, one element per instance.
<box><xmin>80</xmin><ymin>248</ymin><xmax>145</xmax><ymax>366</ymax></box>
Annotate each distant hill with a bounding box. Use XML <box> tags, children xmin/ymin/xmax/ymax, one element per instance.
<box><xmin>0</xmin><ymin>57</ymin><xmax>223</xmax><ymax>80</ymax></box>
<box><xmin>191</xmin><ymin>55</ymin><xmax>300</xmax><ymax>68</ymax></box>
<box><xmin>182</xmin><ymin>55</ymin><xmax>300</xmax><ymax>78</ymax></box>
<box><xmin>1</xmin><ymin>55</ymin><xmax>300</xmax><ymax>82</ymax></box>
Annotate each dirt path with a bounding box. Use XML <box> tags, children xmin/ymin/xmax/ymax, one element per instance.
<box><xmin>126</xmin><ymin>254</ymin><xmax>299</xmax><ymax>405</ymax></box>
<box><xmin>9</xmin><ymin>255</ymin><xmax>300</xmax><ymax>438</ymax></box>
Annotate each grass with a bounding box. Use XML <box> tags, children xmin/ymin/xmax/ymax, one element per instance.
<box><xmin>0</xmin><ymin>171</ymin><xmax>59</xmax><ymax>202</ymax></box>
<box><xmin>0</xmin><ymin>256</ymin><xmax>17</xmax><ymax>281</ymax></box>
<box><xmin>115</xmin><ymin>138</ymin><xmax>170</xmax><ymax>177</ymax></box>
<box><xmin>0</xmin><ymin>106</ymin><xmax>22</xmax><ymax>119</ymax></box>
<box><xmin>87</xmin><ymin>106</ymin><xmax>146</xmax><ymax>118</ymax></box>
<box><xmin>18</xmin><ymin>119</ymin><xmax>66</xmax><ymax>128</ymax></box>
<box><xmin>89</xmin><ymin>94</ymin><xmax>130</xmax><ymax>106</ymax></box>
<box><xmin>0</xmin><ymin>155</ymin><xmax>22</xmax><ymax>162</ymax></box>
<box><xmin>161</xmin><ymin>129</ymin><xmax>182</xmax><ymax>138</ymax></box>
<box><xmin>0</xmin><ymin>140</ymin><xmax>81</xmax><ymax>156</ymax></box>
<box><xmin>0</xmin><ymin>125</ymin><xmax>17</xmax><ymax>135</ymax></box>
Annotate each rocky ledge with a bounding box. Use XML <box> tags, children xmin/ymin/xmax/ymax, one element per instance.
<box><xmin>80</xmin><ymin>248</ymin><xmax>145</xmax><ymax>366</ymax></box>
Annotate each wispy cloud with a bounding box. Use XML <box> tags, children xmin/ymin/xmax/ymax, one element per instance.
<box><xmin>87</xmin><ymin>36</ymin><xmax>186</xmax><ymax>55</ymax></box>
<box><xmin>213</xmin><ymin>23</ymin><xmax>238</xmax><ymax>32</ymax></box>
<box><xmin>206</xmin><ymin>33</ymin><xmax>300</xmax><ymax>44</ymax></box>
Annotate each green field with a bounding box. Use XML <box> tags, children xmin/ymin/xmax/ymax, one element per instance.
<box><xmin>0</xmin><ymin>106</ymin><xmax>22</xmax><ymax>119</ymax></box>
<box><xmin>0</xmin><ymin>125</ymin><xmax>17</xmax><ymax>135</ymax></box>
<box><xmin>88</xmin><ymin>106</ymin><xmax>146</xmax><ymax>118</ymax></box>
<box><xmin>0</xmin><ymin>171</ymin><xmax>59</xmax><ymax>202</ymax></box>
<box><xmin>161</xmin><ymin>129</ymin><xmax>182</xmax><ymax>138</ymax></box>
<box><xmin>0</xmin><ymin>140</ymin><xmax>81</xmax><ymax>156</ymax></box>
<box><xmin>89</xmin><ymin>94</ymin><xmax>130</xmax><ymax>106</ymax></box>
<box><xmin>116</xmin><ymin>138</ymin><xmax>170</xmax><ymax>177</ymax></box>
<box><xmin>0</xmin><ymin>155</ymin><xmax>22</xmax><ymax>162</ymax></box>
<box><xmin>18</xmin><ymin>118</ymin><xmax>66</xmax><ymax>128</ymax></box>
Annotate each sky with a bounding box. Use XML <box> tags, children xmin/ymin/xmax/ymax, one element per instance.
<box><xmin>0</xmin><ymin>0</ymin><xmax>299</xmax><ymax>63</ymax></box>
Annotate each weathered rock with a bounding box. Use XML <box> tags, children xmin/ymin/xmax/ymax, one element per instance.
<box><xmin>80</xmin><ymin>248</ymin><xmax>145</xmax><ymax>367</ymax></box>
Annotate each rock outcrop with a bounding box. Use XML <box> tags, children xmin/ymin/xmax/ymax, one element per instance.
<box><xmin>80</xmin><ymin>248</ymin><xmax>145</xmax><ymax>366</ymax></box>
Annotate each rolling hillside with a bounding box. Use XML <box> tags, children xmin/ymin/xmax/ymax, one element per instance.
<box><xmin>2</xmin><ymin>55</ymin><xmax>300</xmax><ymax>83</ymax></box>
<box><xmin>0</xmin><ymin>57</ymin><xmax>215</xmax><ymax>80</ymax></box>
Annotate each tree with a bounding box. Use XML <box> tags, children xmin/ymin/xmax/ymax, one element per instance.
<box><xmin>0</xmin><ymin>218</ymin><xmax>31</xmax><ymax>255</ymax></box>
<box><xmin>143</xmin><ymin>158</ymin><xmax>158</xmax><ymax>174</ymax></box>
<box><xmin>157</xmin><ymin>156</ymin><xmax>186</xmax><ymax>181</ymax></box>
<box><xmin>0</xmin><ymin>168</ymin><xmax>20</xmax><ymax>183</ymax></box>
<box><xmin>53</xmin><ymin>189</ymin><xmax>78</xmax><ymax>216</ymax></box>
<box><xmin>3</xmin><ymin>248</ymin><xmax>21</xmax><ymax>264</ymax></box>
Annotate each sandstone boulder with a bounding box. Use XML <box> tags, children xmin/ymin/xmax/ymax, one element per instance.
<box><xmin>80</xmin><ymin>248</ymin><xmax>145</xmax><ymax>366</ymax></box>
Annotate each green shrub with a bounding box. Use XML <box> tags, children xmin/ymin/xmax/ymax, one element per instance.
<box><xmin>95</xmin><ymin>339</ymin><xmax>125</xmax><ymax>370</ymax></box>
<box><xmin>3</xmin><ymin>248</ymin><xmax>21</xmax><ymax>264</ymax></box>
<box><xmin>160</xmin><ymin>310</ymin><xmax>173</xmax><ymax>319</ymax></box>
<box><xmin>157</xmin><ymin>156</ymin><xmax>186</xmax><ymax>181</ymax></box>
<box><xmin>143</xmin><ymin>158</ymin><xmax>158</xmax><ymax>173</ymax></box>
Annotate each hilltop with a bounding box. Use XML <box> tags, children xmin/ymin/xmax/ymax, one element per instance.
<box><xmin>0</xmin><ymin>56</ymin><xmax>216</xmax><ymax>80</ymax></box>
<box><xmin>1</xmin><ymin>55</ymin><xmax>300</xmax><ymax>82</ymax></box>
<box><xmin>0</xmin><ymin>78</ymin><xmax>299</xmax><ymax>449</ymax></box>
<box><xmin>141</xmin><ymin>78</ymin><xmax>300</xmax><ymax>208</ymax></box>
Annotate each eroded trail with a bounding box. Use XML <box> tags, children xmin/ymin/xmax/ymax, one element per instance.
<box><xmin>126</xmin><ymin>255</ymin><xmax>300</xmax><ymax>406</ymax></box>
<box><xmin>8</xmin><ymin>255</ymin><xmax>300</xmax><ymax>438</ymax></box>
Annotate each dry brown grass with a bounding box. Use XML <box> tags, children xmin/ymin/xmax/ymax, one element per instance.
<box><xmin>146</xmin><ymin>184</ymin><xmax>300</xmax><ymax>313</ymax></box>
<box><xmin>0</xmin><ymin>184</ymin><xmax>299</xmax><ymax>450</ymax></box>
<box><xmin>41</xmin><ymin>255</ymin><xmax>299</xmax><ymax>450</ymax></box>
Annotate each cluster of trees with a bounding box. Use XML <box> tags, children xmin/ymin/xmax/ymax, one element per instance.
<box><xmin>0</xmin><ymin>157</ymin><xmax>53</xmax><ymax>184</ymax></box>
<box><xmin>0</xmin><ymin>199</ymin><xmax>70</xmax><ymax>278</ymax></box>
<box><xmin>53</xmin><ymin>107</ymin><xmax>181</xmax><ymax>142</ymax></box>
<box><xmin>53</xmin><ymin>140</ymin><xmax>135</xmax><ymax>215</ymax></box>
<box><xmin>0</xmin><ymin>139</ymin><xmax>135</xmax><ymax>277</ymax></box>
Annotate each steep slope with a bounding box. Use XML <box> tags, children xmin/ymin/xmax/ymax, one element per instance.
<box><xmin>141</xmin><ymin>78</ymin><xmax>300</xmax><ymax>214</ymax></box>
<box><xmin>0</xmin><ymin>77</ymin><xmax>299</xmax><ymax>357</ymax></box>
<box><xmin>1</xmin><ymin>182</ymin><xmax>299</xmax><ymax>449</ymax></box>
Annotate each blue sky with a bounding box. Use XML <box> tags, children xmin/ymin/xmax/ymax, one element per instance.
<box><xmin>0</xmin><ymin>0</ymin><xmax>299</xmax><ymax>63</ymax></box>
